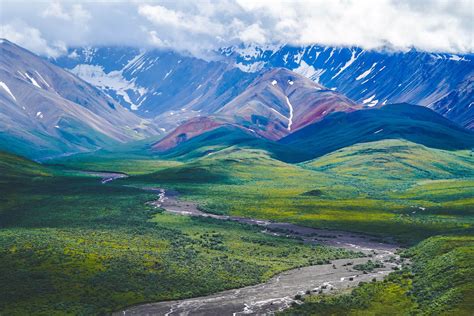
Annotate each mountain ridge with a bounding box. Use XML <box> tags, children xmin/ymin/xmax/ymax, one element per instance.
<box><xmin>51</xmin><ymin>43</ymin><xmax>474</xmax><ymax>130</ymax></box>
<box><xmin>0</xmin><ymin>39</ymin><xmax>159</xmax><ymax>159</ymax></box>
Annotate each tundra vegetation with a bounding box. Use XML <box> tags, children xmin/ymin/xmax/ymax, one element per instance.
<box><xmin>1</xmin><ymin>138</ymin><xmax>473</xmax><ymax>314</ymax></box>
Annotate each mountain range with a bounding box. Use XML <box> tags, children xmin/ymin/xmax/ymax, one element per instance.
<box><xmin>53</xmin><ymin>43</ymin><xmax>474</xmax><ymax>130</ymax></box>
<box><xmin>0</xmin><ymin>39</ymin><xmax>473</xmax><ymax>161</ymax></box>
<box><xmin>228</xmin><ymin>44</ymin><xmax>474</xmax><ymax>129</ymax></box>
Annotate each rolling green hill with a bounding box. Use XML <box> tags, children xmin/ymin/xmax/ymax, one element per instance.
<box><xmin>132</xmin><ymin>139</ymin><xmax>473</xmax><ymax>243</ymax></box>
<box><xmin>303</xmin><ymin>139</ymin><xmax>474</xmax><ymax>181</ymax></box>
<box><xmin>280</xmin><ymin>104</ymin><xmax>474</xmax><ymax>162</ymax></box>
<box><xmin>156</xmin><ymin>125</ymin><xmax>309</xmax><ymax>162</ymax></box>
<box><xmin>0</xmin><ymin>151</ymin><xmax>52</xmax><ymax>179</ymax></box>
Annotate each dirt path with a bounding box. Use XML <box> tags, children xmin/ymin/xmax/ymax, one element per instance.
<box><xmin>114</xmin><ymin>188</ymin><xmax>402</xmax><ymax>316</ymax></box>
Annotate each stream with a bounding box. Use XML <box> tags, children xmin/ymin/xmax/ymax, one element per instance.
<box><xmin>82</xmin><ymin>171</ymin><xmax>403</xmax><ymax>315</ymax></box>
<box><xmin>118</xmin><ymin>188</ymin><xmax>403</xmax><ymax>316</ymax></box>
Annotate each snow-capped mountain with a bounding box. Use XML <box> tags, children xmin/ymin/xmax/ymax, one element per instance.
<box><xmin>53</xmin><ymin>47</ymin><xmax>257</xmax><ymax>122</ymax></box>
<box><xmin>152</xmin><ymin>68</ymin><xmax>359</xmax><ymax>150</ymax></box>
<box><xmin>215</xmin><ymin>68</ymin><xmax>359</xmax><ymax>139</ymax></box>
<box><xmin>52</xmin><ymin>43</ymin><xmax>473</xmax><ymax>131</ymax></box>
<box><xmin>227</xmin><ymin>44</ymin><xmax>474</xmax><ymax>129</ymax></box>
<box><xmin>0</xmin><ymin>39</ymin><xmax>158</xmax><ymax>159</ymax></box>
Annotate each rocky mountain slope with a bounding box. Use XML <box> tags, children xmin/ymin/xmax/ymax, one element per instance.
<box><xmin>152</xmin><ymin>68</ymin><xmax>359</xmax><ymax>150</ymax></box>
<box><xmin>227</xmin><ymin>44</ymin><xmax>474</xmax><ymax>129</ymax></box>
<box><xmin>53</xmin><ymin>44</ymin><xmax>473</xmax><ymax>130</ymax></box>
<box><xmin>0</xmin><ymin>39</ymin><xmax>158</xmax><ymax>159</ymax></box>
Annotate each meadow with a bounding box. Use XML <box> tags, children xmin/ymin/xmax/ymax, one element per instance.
<box><xmin>0</xmin><ymin>152</ymin><xmax>356</xmax><ymax>315</ymax></box>
<box><xmin>121</xmin><ymin>140</ymin><xmax>474</xmax><ymax>245</ymax></box>
<box><xmin>2</xmin><ymin>138</ymin><xmax>473</xmax><ymax>314</ymax></box>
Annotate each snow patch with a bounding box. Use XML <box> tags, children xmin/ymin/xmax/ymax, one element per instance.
<box><xmin>0</xmin><ymin>81</ymin><xmax>17</xmax><ymax>101</ymax></box>
<box><xmin>36</xmin><ymin>111</ymin><xmax>43</xmax><ymax>119</ymax></box>
<box><xmin>82</xmin><ymin>47</ymin><xmax>97</xmax><ymax>63</ymax></box>
<box><xmin>122</xmin><ymin>52</ymin><xmax>146</xmax><ymax>72</ymax></box>
<box><xmin>356</xmin><ymin>62</ymin><xmax>378</xmax><ymax>81</ymax></box>
<box><xmin>363</xmin><ymin>94</ymin><xmax>378</xmax><ymax>107</ymax></box>
<box><xmin>326</xmin><ymin>48</ymin><xmax>335</xmax><ymax>63</ymax></box>
<box><xmin>164</xmin><ymin>69</ymin><xmax>173</xmax><ymax>80</ymax></box>
<box><xmin>363</xmin><ymin>95</ymin><xmax>376</xmax><ymax>104</ymax></box>
<box><xmin>333</xmin><ymin>50</ymin><xmax>359</xmax><ymax>79</ymax></box>
<box><xmin>449</xmin><ymin>54</ymin><xmax>467</xmax><ymax>62</ymax></box>
<box><xmin>24</xmin><ymin>72</ymin><xmax>41</xmax><ymax>88</ymax></box>
<box><xmin>368</xmin><ymin>100</ymin><xmax>378</xmax><ymax>107</ymax></box>
<box><xmin>234</xmin><ymin>61</ymin><xmax>265</xmax><ymax>73</ymax></box>
<box><xmin>271</xmin><ymin>80</ymin><xmax>277</xmax><ymax>86</ymax></box>
<box><xmin>285</xmin><ymin>96</ymin><xmax>294</xmax><ymax>131</ymax></box>
<box><xmin>374</xmin><ymin>129</ymin><xmax>383</xmax><ymax>134</ymax></box>
<box><xmin>69</xmin><ymin>64</ymin><xmax>147</xmax><ymax>110</ymax></box>
<box><xmin>287</xmin><ymin>80</ymin><xmax>294</xmax><ymax>85</ymax></box>
<box><xmin>270</xmin><ymin>107</ymin><xmax>287</xmax><ymax>119</ymax></box>
<box><xmin>235</xmin><ymin>44</ymin><xmax>262</xmax><ymax>60</ymax></box>
<box><xmin>293</xmin><ymin>48</ymin><xmax>306</xmax><ymax>64</ymax></box>
<box><xmin>34</xmin><ymin>71</ymin><xmax>50</xmax><ymax>88</ymax></box>
<box><xmin>294</xmin><ymin>61</ymin><xmax>325</xmax><ymax>82</ymax></box>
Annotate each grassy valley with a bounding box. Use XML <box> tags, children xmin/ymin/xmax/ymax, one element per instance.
<box><xmin>2</xmin><ymin>110</ymin><xmax>473</xmax><ymax>315</ymax></box>
<box><xmin>122</xmin><ymin>139</ymin><xmax>474</xmax><ymax>245</ymax></box>
<box><xmin>0</xmin><ymin>151</ymin><xmax>356</xmax><ymax>315</ymax></box>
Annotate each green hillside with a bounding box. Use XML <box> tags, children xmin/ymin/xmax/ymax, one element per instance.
<box><xmin>158</xmin><ymin>125</ymin><xmax>309</xmax><ymax>162</ymax></box>
<box><xmin>132</xmin><ymin>139</ymin><xmax>474</xmax><ymax>244</ymax></box>
<box><xmin>282</xmin><ymin>235</ymin><xmax>474</xmax><ymax>316</ymax></box>
<box><xmin>280</xmin><ymin>104</ymin><xmax>474</xmax><ymax>162</ymax></box>
<box><xmin>0</xmin><ymin>151</ymin><xmax>52</xmax><ymax>179</ymax></box>
<box><xmin>303</xmin><ymin>139</ymin><xmax>474</xmax><ymax>182</ymax></box>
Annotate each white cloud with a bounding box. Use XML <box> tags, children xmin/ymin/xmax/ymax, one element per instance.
<box><xmin>138</xmin><ymin>4</ymin><xmax>223</xmax><ymax>36</ymax></box>
<box><xmin>236</xmin><ymin>0</ymin><xmax>474</xmax><ymax>53</ymax></box>
<box><xmin>41</xmin><ymin>1</ymin><xmax>91</xmax><ymax>24</ymax></box>
<box><xmin>0</xmin><ymin>0</ymin><xmax>472</xmax><ymax>57</ymax></box>
<box><xmin>41</xmin><ymin>1</ymin><xmax>70</xmax><ymax>20</ymax></box>
<box><xmin>0</xmin><ymin>22</ymin><xmax>66</xmax><ymax>57</ymax></box>
<box><xmin>238</xmin><ymin>23</ymin><xmax>266</xmax><ymax>44</ymax></box>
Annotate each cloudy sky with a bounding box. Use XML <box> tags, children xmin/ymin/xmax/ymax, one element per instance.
<box><xmin>1</xmin><ymin>0</ymin><xmax>472</xmax><ymax>57</ymax></box>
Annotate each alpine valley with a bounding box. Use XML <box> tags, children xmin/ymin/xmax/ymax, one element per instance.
<box><xmin>1</xmin><ymin>35</ymin><xmax>473</xmax><ymax>316</ymax></box>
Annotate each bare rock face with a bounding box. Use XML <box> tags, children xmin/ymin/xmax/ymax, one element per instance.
<box><xmin>0</xmin><ymin>39</ymin><xmax>158</xmax><ymax>159</ymax></box>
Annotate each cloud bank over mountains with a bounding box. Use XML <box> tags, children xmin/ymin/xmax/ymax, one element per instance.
<box><xmin>1</xmin><ymin>0</ymin><xmax>472</xmax><ymax>57</ymax></box>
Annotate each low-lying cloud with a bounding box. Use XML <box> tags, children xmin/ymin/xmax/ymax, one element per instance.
<box><xmin>0</xmin><ymin>0</ymin><xmax>472</xmax><ymax>58</ymax></box>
